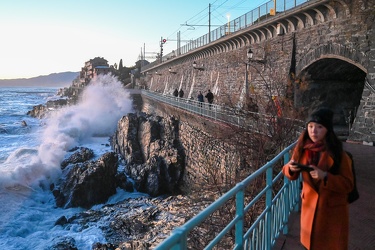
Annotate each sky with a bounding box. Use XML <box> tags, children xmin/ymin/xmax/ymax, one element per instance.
<box><xmin>0</xmin><ymin>0</ymin><xmax>269</xmax><ymax>79</ymax></box>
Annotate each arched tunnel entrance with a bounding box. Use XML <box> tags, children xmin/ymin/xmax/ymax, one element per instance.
<box><xmin>295</xmin><ymin>57</ymin><xmax>366</xmax><ymax>137</ymax></box>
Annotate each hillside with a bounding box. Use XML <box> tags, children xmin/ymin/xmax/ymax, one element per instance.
<box><xmin>0</xmin><ymin>72</ymin><xmax>79</xmax><ymax>87</ymax></box>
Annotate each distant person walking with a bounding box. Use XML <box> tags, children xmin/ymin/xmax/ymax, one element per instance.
<box><xmin>178</xmin><ymin>89</ymin><xmax>184</xmax><ymax>98</ymax></box>
<box><xmin>173</xmin><ymin>88</ymin><xmax>178</xmax><ymax>98</ymax></box>
<box><xmin>205</xmin><ymin>90</ymin><xmax>214</xmax><ymax>108</ymax></box>
<box><xmin>197</xmin><ymin>91</ymin><xmax>204</xmax><ymax>107</ymax></box>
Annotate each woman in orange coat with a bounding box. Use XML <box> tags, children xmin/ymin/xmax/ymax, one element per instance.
<box><xmin>282</xmin><ymin>108</ymin><xmax>354</xmax><ymax>250</ymax></box>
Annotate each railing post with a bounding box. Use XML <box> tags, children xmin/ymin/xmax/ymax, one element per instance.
<box><xmin>283</xmin><ymin>152</ymin><xmax>291</xmax><ymax>235</ymax></box>
<box><xmin>172</xmin><ymin>227</ymin><xmax>187</xmax><ymax>250</ymax></box>
<box><xmin>235</xmin><ymin>183</ymin><xmax>245</xmax><ymax>249</ymax></box>
<box><xmin>266</xmin><ymin>166</ymin><xmax>273</xmax><ymax>249</ymax></box>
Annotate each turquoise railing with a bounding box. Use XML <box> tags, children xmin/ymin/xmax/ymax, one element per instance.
<box><xmin>155</xmin><ymin>142</ymin><xmax>301</xmax><ymax>250</ymax></box>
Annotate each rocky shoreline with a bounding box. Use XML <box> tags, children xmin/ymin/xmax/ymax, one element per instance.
<box><xmin>28</xmin><ymin>94</ymin><xmax>203</xmax><ymax>249</ymax></box>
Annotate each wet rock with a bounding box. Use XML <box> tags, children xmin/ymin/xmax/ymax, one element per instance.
<box><xmin>49</xmin><ymin>236</ymin><xmax>78</xmax><ymax>250</ymax></box>
<box><xmin>92</xmin><ymin>242</ymin><xmax>117</xmax><ymax>250</ymax></box>
<box><xmin>53</xmin><ymin>152</ymin><xmax>118</xmax><ymax>208</ymax></box>
<box><xmin>27</xmin><ymin>104</ymin><xmax>49</xmax><ymax>118</ymax></box>
<box><xmin>55</xmin><ymin>216</ymin><xmax>68</xmax><ymax>226</ymax></box>
<box><xmin>46</xmin><ymin>98</ymin><xmax>67</xmax><ymax>108</ymax></box>
<box><xmin>64</xmin><ymin>195</ymin><xmax>211</xmax><ymax>249</ymax></box>
<box><xmin>61</xmin><ymin>147</ymin><xmax>94</xmax><ymax>169</ymax></box>
<box><xmin>27</xmin><ymin>99</ymin><xmax>69</xmax><ymax>118</ymax></box>
<box><xmin>115</xmin><ymin>172</ymin><xmax>134</xmax><ymax>192</ymax></box>
<box><xmin>112</xmin><ymin>113</ymin><xmax>186</xmax><ymax>197</ymax></box>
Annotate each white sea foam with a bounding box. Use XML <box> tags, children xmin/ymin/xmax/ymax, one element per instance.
<box><xmin>0</xmin><ymin>75</ymin><xmax>137</xmax><ymax>249</ymax></box>
<box><xmin>0</xmin><ymin>74</ymin><xmax>133</xmax><ymax>189</ymax></box>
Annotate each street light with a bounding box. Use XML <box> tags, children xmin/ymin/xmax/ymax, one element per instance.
<box><xmin>245</xmin><ymin>50</ymin><xmax>252</xmax><ymax>97</ymax></box>
<box><xmin>247</xmin><ymin>49</ymin><xmax>253</xmax><ymax>60</ymax></box>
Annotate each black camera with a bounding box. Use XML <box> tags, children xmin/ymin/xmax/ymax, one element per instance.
<box><xmin>291</xmin><ymin>162</ymin><xmax>314</xmax><ymax>172</ymax></box>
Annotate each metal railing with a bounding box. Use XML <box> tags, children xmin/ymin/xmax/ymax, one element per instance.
<box><xmin>140</xmin><ymin>89</ymin><xmax>303</xmax><ymax>249</ymax></box>
<box><xmin>142</xmin><ymin>0</ymin><xmax>309</xmax><ymax>71</ymax></box>
<box><xmin>142</xmin><ymin>90</ymin><xmax>304</xmax><ymax>136</ymax></box>
<box><xmin>155</xmin><ymin>142</ymin><xmax>301</xmax><ymax>249</ymax></box>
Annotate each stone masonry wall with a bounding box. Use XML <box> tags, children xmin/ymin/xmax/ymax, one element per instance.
<box><xmin>139</xmin><ymin>96</ymin><xmax>252</xmax><ymax>190</ymax></box>
<box><xmin>145</xmin><ymin>0</ymin><xmax>375</xmax><ymax>143</ymax></box>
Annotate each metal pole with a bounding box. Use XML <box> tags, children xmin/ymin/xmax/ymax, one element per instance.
<box><xmin>209</xmin><ymin>4</ymin><xmax>211</xmax><ymax>42</ymax></box>
<box><xmin>245</xmin><ymin>62</ymin><xmax>249</xmax><ymax>97</ymax></box>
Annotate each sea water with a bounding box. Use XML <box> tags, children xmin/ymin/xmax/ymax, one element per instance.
<box><xmin>0</xmin><ymin>75</ymin><xmax>141</xmax><ymax>250</ymax></box>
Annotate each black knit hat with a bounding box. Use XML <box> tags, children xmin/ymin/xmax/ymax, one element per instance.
<box><xmin>306</xmin><ymin>107</ymin><xmax>334</xmax><ymax>130</ymax></box>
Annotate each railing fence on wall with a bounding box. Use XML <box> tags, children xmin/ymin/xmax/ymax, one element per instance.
<box><xmin>155</xmin><ymin>142</ymin><xmax>301</xmax><ymax>249</ymax></box>
<box><xmin>142</xmin><ymin>0</ymin><xmax>309</xmax><ymax>72</ymax></box>
<box><xmin>142</xmin><ymin>90</ymin><xmax>304</xmax><ymax>137</ymax></box>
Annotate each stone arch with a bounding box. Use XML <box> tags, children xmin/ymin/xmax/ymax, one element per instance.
<box><xmin>329</xmin><ymin>0</ymin><xmax>351</xmax><ymax>18</ymax></box>
<box><xmin>233</xmin><ymin>37</ymin><xmax>242</xmax><ymax>49</ymax></box>
<box><xmin>263</xmin><ymin>27</ymin><xmax>273</xmax><ymax>39</ymax></box>
<box><xmin>277</xmin><ymin>21</ymin><xmax>289</xmax><ymax>34</ymax></box>
<box><xmin>296</xmin><ymin>43</ymin><xmax>367</xmax><ymax>75</ymax></box>
<box><xmin>249</xmin><ymin>30</ymin><xmax>261</xmax><ymax>43</ymax></box>
<box><xmin>295</xmin><ymin>44</ymin><xmax>367</xmax><ymax>132</ymax></box>
<box><xmin>236</xmin><ymin>36</ymin><xmax>247</xmax><ymax>47</ymax></box>
<box><xmin>302</xmin><ymin>11</ymin><xmax>314</xmax><ymax>27</ymax></box>
<box><xmin>312</xmin><ymin>8</ymin><xmax>325</xmax><ymax>23</ymax></box>
<box><xmin>293</xmin><ymin>15</ymin><xmax>305</xmax><ymax>30</ymax></box>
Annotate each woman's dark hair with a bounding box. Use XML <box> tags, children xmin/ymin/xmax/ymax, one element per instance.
<box><xmin>294</xmin><ymin>127</ymin><xmax>343</xmax><ymax>174</ymax></box>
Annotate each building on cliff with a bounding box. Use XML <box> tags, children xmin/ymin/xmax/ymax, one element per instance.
<box><xmin>79</xmin><ymin>57</ymin><xmax>112</xmax><ymax>86</ymax></box>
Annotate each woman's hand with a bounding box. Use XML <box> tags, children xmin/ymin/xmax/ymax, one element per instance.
<box><xmin>309</xmin><ymin>166</ymin><xmax>327</xmax><ymax>180</ymax></box>
<box><xmin>288</xmin><ymin>160</ymin><xmax>301</xmax><ymax>173</ymax></box>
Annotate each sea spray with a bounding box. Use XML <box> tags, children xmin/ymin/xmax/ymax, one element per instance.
<box><xmin>0</xmin><ymin>74</ymin><xmax>133</xmax><ymax>190</ymax></box>
<box><xmin>0</xmin><ymin>76</ymin><xmax>135</xmax><ymax>249</ymax></box>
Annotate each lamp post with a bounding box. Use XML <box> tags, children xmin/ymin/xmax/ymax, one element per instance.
<box><xmin>245</xmin><ymin>49</ymin><xmax>253</xmax><ymax>97</ymax></box>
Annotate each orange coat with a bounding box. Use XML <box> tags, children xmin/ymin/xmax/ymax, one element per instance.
<box><xmin>282</xmin><ymin>150</ymin><xmax>354</xmax><ymax>250</ymax></box>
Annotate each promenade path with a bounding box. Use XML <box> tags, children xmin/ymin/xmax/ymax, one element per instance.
<box><xmin>273</xmin><ymin>142</ymin><xmax>375</xmax><ymax>250</ymax></box>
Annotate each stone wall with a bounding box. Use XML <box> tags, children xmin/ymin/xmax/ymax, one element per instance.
<box><xmin>348</xmin><ymin>87</ymin><xmax>375</xmax><ymax>144</ymax></box>
<box><xmin>143</xmin><ymin>0</ymin><xmax>375</xmax><ymax>143</ymax></box>
<box><xmin>139</xmin><ymin>96</ymin><xmax>246</xmax><ymax>190</ymax></box>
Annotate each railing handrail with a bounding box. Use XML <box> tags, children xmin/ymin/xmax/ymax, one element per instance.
<box><xmin>141</xmin><ymin>90</ymin><xmax>305</xmax><ymax>136</ymax></box>
<box><xmin>155</xmin><ymin>142</ymin><xmax>300</xmax><ymax>249</ymax></box>
<box><xmin>138</xmin><ymin>89</ymin><xmax>302</xmax><ymax>249</ymax></box>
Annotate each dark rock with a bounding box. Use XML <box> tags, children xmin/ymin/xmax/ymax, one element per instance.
<box><xmin>61</xmin><ymin>147</ymin><xmax>95</xmax><ymax>169</ymax></box>
<box><xmin>55</xmin><ymin>216</ymin><xmax>68</xmax><ymax>226</ymax></box>
<box><xmin>64</xmin><ymin>195</ymin><xmax>211</xmax><ymax>249</ymax></box>
<box><xmin>27</xmin><ymin>104</ymin><xmax>49</xmax><ymax>118</ymax></box>
<box><xmin>92</xmin><ymin>242</ymin><xmax>117</xmax><ymax>250</ymax></box>
<box><xmin>46</xmin><ymin>99</ymin><xmax>68</xmax><ymax>108</ymax></box>
<box><xmin>53</xmin><ymin>152</ymin><xmax>118</xmax><ymax>208</ymax></box>
<box><xmin>112</xmin><ymin>113</ymin><xmax>185</xmax><ymax>197</ymax></box>
<box><xmin>115</xmin><ymin>172</ymin><xmax>134</xmax><ymax>192</ymax></box>
<box><xmin>27</xmin><ymin>99</ymin><xmax>69</xmax><ymax>118</ymax></box>
<box><xmin>49</xmin><ymin>236</ymin><xmax>78</xmax><ymax>250</ymax></box>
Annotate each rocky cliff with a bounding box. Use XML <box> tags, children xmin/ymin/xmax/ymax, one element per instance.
<box><xmin>112</xmin><ymin>112</ymin><xmax>186</xmax><ymax>197</ymax></box>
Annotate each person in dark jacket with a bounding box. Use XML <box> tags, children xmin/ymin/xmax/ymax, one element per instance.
<box><xmin>282</xmin><ymin>107</ymin><xmax>354</xmax><ymax>250</ymax></box>
<box><xmin>178</xmin><ymin>89</ymin><xmax>184</xmax><ymax>98</ymax></box>
<box><xmin>197</xmin><ymin>91</ymin><xmax>204</xmax><ymax>107</ymax></box>
<box><xmin>173</xmin><ymin>88</ymin><xmax>178</xmax><ymax>97</ymax></box>
<box><xmin>205</xmin><ymin>90</ymin><xmax>214</xmax><ymax>108</ymax></box>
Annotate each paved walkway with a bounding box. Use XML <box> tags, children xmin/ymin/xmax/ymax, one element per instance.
<box><xmin>273</xmin><ymin>142</ymin><xmax>375</xmax><ymax>250</ymax></box>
